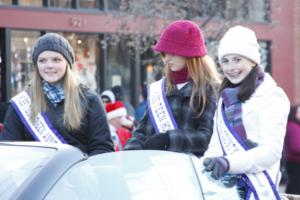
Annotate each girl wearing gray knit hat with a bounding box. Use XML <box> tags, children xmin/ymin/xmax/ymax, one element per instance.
<box><xmin>1</xmin><ymin>33</ymin><xmax>114</xmax><ymax>156</ymax></box>
<box><xmin>203</xmin><ymin>26</ymin><xmax>290</xmax><ymax>199</ymax></box>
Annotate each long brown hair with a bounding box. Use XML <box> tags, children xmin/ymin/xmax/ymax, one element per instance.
<box><xmin>164</xmin><ymin>55</ymin><xmax>221</xmax><ymax>116</ymax></box>
<box><xmin>29</xmin><ymin>65</ymin><xmax>85</xmax><ymax>130</ymax></box>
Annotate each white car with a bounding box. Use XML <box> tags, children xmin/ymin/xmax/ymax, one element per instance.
<box><xmin>0</xmin><ymin>142</ymin><xmax>241</xmax><ymax>200</ymax></box>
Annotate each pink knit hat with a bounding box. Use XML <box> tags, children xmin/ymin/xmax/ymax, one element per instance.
<box><xmin>154</xmin><ymin>20</ymin><xmax>207</xmax><ymax>57</ymax></box>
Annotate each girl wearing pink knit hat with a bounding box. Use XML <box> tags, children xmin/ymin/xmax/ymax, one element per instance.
<box><xmin>124</xmin><ymin>20</ymin><xmax>220</xmax><ymax>157</ymax></box>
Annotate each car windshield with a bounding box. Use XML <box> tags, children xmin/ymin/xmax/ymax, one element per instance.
<box><xmin>0</xmin><ymin>144</ymin><xmax>56</xmax><ymax>199</ymax></box>
<box><xmin>46</xmin><ymin>151</ymin><xmax>204</xmax><ymax>200</ymax></box>
<box><xmin>46</xmin><ymin>151</ymin><xmax>240</xmax><ymax>200</ymax></box>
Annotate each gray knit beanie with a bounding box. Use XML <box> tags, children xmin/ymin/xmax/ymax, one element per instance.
<box><xmin>32</xmin><ymin>33</ymin><xmax>74</xmax><ymax>67</ymax></box>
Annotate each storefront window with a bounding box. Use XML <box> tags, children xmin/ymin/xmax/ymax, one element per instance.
<box><xmin>0</xmin><ymin>0</ymin><xmax>12</xmax><ymax>5</ymax></box>
<box><xmin>10</xmin><ymin>30</ymin><xmax>40</xmax><ymax>97</ymax></box>
<box><xmin>106</xmin><ymin>41</ymin><xmax>131</xmax><ymax>100</ymax></box>
<box><xmin>79</xmin><ymin>0</ymin><xmax>97</xmax><ymax>9</ymax></box>
<box><xmin>18</xmin><ymin>0</ymin><xmax>42</xmax><ymax>7</ymax></box>
<box><xmin>62</xmin><ymin>32</ymin><xmax>99</xmax><ymax>91</ymax></box>
<box><xmin>259</xmin><ymin>40</ymin><xmax>271</xmax><ymax>72</ymax></box>
<box><xmin>10</xmin><ymin>31</ymin><xmax>99</xmax><ymax>97</ymax></box>
<box><xmin>141</xmin><ymin>50</ymin><xmax>163</xmax><ymax>87</ymax></box>
<box><xmin>49</xmin><ymin>0</ymin><xmax>71</xmax><ymax>8</ymax></box>
<box><xmin>103</xmin><ymin>0</ymin><xmax>120</xmax><ymax>11</ymax></box>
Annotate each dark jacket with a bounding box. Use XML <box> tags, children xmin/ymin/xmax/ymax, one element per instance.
<box><xmin>125</xmin><ymin>81</ymin><xmax>217</xmax><ymax>156</ymax></box>
<box><xmin>1</xmin><ymin>86</ymin><xmax>114</xmax><ymax>156</ymax></box>
<box><xmin>0</xmin><ymin>102</ymin><xmax>9</xmax><ymax>123</ymax></box>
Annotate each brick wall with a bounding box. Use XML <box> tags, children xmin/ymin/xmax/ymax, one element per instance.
<box><xmin>295</xmin><ymin>0</ymin><xmax>300</xmax><ymax>104</ymax></box>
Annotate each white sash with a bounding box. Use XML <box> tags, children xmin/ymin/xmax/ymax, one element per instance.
<box><xmin>148</xmin><ymin>79</ymin><xmax>177</xmax><ymax>133</ymax></box>
<box><xmin>11</xmin><ymin>91</ymin><xmax>66</xmax><ymax>144</ymax></box>
<box><xmin>216</xmin><ymin>100</ymin><xmax>280</xmax><ymax>200</ymax></box>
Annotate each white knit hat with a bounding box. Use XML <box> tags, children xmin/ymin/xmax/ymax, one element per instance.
<box><xmin>101</xmin><ymin>90</ymin><xmax>116</xmax><ymax>103</ymax></box>
<box><xmin>218</xmin><ymin>26</ymin><xmax>261</xmax><ymax>64</ymax></box>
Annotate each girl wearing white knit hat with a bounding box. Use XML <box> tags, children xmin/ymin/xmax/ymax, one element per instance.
<box><xmin>203</xmin><ymin>26</ymin><xmax>290</xmax><ymax>200</ymax></box>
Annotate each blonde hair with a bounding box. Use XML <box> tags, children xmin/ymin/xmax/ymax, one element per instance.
<box><xmin>164</xmin><ymin>55</ymin><xmax>221</xmax><ymax>116</ymax></box>
<box><xmin>29</xmin><ymin>65</ymin><xmax>85</xmax><ymax>130</ymax></box>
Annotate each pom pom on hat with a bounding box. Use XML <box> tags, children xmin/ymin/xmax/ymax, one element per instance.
<box><xmin>154</xmin><ymin>20</ymin><xmax>207</xmax><ymax>57</ymax></box>
<box><xmin>105</xmin><ymin>101</ymin><xmax>127</xmax><ymax>120</ymax></box>
<box><xmin>101</xmin><ymin>90</ymin><xmax>116</xmax><ymax>103</ymax></box>
<box><xmin>218</xmin><ymin>26</ymin><xmax>261</xmax><ymax>64</ymax></box>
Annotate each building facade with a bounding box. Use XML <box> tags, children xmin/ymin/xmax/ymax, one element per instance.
<box><xmin>0</xmin><ymin>0</ymin><xmax>299</xmax><ymax>107</ymax></box>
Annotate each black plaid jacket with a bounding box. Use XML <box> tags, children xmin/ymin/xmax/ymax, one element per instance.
<box><xmin>125</xmin><ymin>81</ymin><xmax>217</xmax><ymax>156</ymax></box>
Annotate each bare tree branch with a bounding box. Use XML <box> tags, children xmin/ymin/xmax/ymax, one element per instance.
<box><xmin>103</xmin><ymin>0</ymin><xmax>270</xmax><ymax>55</ymax></box>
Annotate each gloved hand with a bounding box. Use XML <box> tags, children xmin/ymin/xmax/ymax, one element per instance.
<box><xmin>144</xmin><ymin>133</ymin><xmax>170</xmax><ymax>150</ymax></box>
<box><xmin>221</xmin><ymin>174</ymin><xmax>238</xmax><ymax>188</ymax></box>
<box><xmin>123</xmin><ymin>144</ymin><xmax>143</xmax><ymax>151</ymax></box>
<box><xmin>203</xmin><ymin>157</ymin><xmax>229</xmax><ymax>180</ymax></box>
<box><xmin>123</xmin><ymin>139</ymin><xmax>144</xmax><ymax>150</ymax></box>
<box><xmin>243</xmin><ymin>139</ymin><xmax>258</xmax><ymax>149</ymax></box>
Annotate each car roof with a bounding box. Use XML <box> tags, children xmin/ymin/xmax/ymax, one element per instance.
<box><xmin>0</xmin><ymin>142</ymin><xmax>87</xmax><ymax>200</ymax></box>
<box><xmin>0</xmin><ymin>141</ymin><xmax>81</xmax><ymax>150</ymax></box>
<box><xmin>2</xmin><ymin>144</ymin><xmax>240</xmax><ymax>200</ymax></box>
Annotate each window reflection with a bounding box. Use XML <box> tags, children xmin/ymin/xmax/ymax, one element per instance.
<box><xmin>62</xmin><ymin>33</ymin><xmax>99</xmax><ymax>91</ymax></box>
<box><xmin>10</xmin><ymin>30</ymin><xmax>40</xmax><ymax>97</ymax></box>
<box><xmin>106</xmin><ymin>41</ymin><xmax>131</xmax><ymax>100</ymax></box>
<box><xmin>49</xmin><ymin>0</ymin><xmax>71</xmax><ymax>8</ymax></box>
<box><xmin>0</xmin><ymin>0</ymin><xmax>12</xmax><ymax>5</ymax></box>
<box><xmin>80</xmin><ymin>0</ymin><xmax>97</xmax><ymax>9</ymax></box>
<box><xmin>259</xmin><ymin>41</ymin><xmax>271</xmax><ymax>72</ymax></box>
<box><xmin>103</xmin><ymin>0</ymin><xmax>120</xmax><ymax>11</ymax></box>
<box><xmin>10</xmin><ymin>31</ymin><xmax>99</xmax><ymax>97</ymax></box>
<box><xmin>18</xmin><ymin>0</ymin><xmax>42</xmax><ymax>7</ymax></box>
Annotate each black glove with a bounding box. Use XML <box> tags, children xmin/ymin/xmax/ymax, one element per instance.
<box><xmin>144</xmin><ymin>134</ymin><xmax>170</xmax><ymax>150</ymax></box>
<box><xmin>123</xmin><ymin>139</ymin><xmax>145</xmax><ymax>150</ymax></box>
<box><xmin>203</xmin><ymin>157</ymin><xmax>229</xmax><ymax>180</ymax></box>
<box><xmin>123</xmin><ymin>145</ymin><xmax>143</xmax><ymax>151</ymax></box>
<box><xmin>243</xmin><ymin>139</ymin><xmax>258</xmax><ymax>149</ymax></box>
<box><xmin>221</xmin><ymin>175</ymin><xmax>238</xmax><ymax>188</ymax></box>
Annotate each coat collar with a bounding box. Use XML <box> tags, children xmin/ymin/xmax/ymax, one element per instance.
<box><xmin>166</xmin><ymin>81</ymin><xmax>199</xmax><ymax>97</ymax></box>
<box><xmin>242</xmin><ymin>73</ymin><xmax>276</xmax><ymax>115</ymax></box>
<box><xmin>219</xmin><ymin>73</ymin><xmax>277</xmax><ymax>115</ymax></box>
<box><xmin>251</xmin><ymin>73</ymin><xmax>276</xmax><ymax>97</ymax></box>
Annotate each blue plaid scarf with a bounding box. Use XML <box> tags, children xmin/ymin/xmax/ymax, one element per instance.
<box><xmin>221</xmin><ymin>66</ymin><xmax>265</xmax><ymax>139</ymax></box>
<box><xmin>42</xmin><ymin>81</ymin><xmax>65</xmax><ymax>107</ymax></box>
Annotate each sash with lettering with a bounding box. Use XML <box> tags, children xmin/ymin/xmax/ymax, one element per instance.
<box><xmin>148</xmin><ymin>78</ymin><xmax>178</xmax><ymax>133</ymax></box>
<box><xmin>216</xmin><ymin>99</ymin><xmax>280</xmax><ymax>200</ymax></box>
<box><xmin>10</xmin><ymin>91</ymin><xmax>67</xmax><ymax>144</ymax></box>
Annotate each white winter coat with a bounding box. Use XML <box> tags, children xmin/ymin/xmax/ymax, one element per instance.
<box><xmin>205</xmin><ymin>73</ymin><xmax>290</xmax><ymax>186</ymax></box>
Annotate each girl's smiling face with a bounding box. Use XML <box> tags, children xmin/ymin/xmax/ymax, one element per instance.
<box><xmin>37</xmin><ymin>50</ymin><xmax>67</xmax><ymax>84</ymax></box>
<box><xmin>220</xmin><ymin>54</ymin><xmax>256</xmax><ymax>84</ymax></box>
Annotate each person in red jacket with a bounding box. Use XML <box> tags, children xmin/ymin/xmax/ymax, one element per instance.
<box><xmin>284</xmin><ymin>105</ymin><xmax>300</xmax><ymax>195</ymax></box>
<box><xmin>105</xmin><ymin>101</ymin><xmax>134</xmax><ymax>151</ymax></box>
